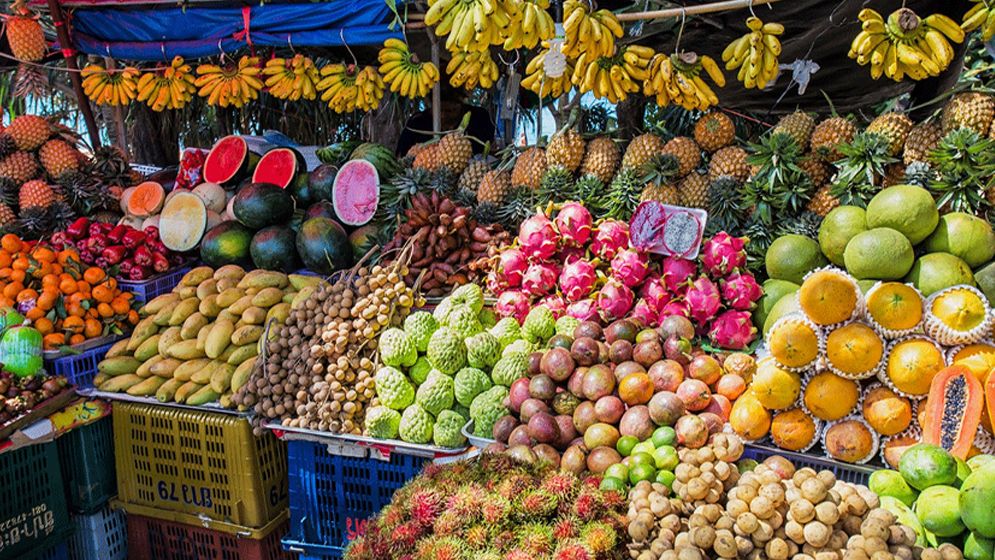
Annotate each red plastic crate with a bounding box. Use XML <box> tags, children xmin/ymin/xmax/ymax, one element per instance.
<box><xmin>126</xmin><ymin>512</ymin><xmax>294</xmax><ymax>560</ymax></box>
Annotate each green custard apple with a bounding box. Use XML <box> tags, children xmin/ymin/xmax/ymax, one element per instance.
<box><xmin>444</xmin><ymin>305</ymin><xmax>483</xmax><ymax>339</ymax></box>
<box><xmin>491</xmin><ymin>352</ymin><xmax>529</xmax><ymax>386</ymax></box>
<box><xmin>399</xmin><ymin>404</ymin><xmax>434</xmax><ymax>444</ymax></box>
<box><xmin>379</xmin><ymin>328</ymin><xmax>417</xmax><ymax>367</ymax></box>
<box><xmin>454</xmin><ymin>367</ymin><xmax>493</xmax><ymax>407</ymax></box>
<box><xmin>426</xmin><ymin>327</ymin><xmax>467</xmax><ymax>375</ymax></box>
<box><xmin>403</xmin><ymin>311</ymin><xmax>438</xmax><ymax>353</ymax></box>
<box><xmin>449</xmin><ymin>283</ymin><xmax>485</xmax><ymax>313</ymax></box>
<box><xmin>433</xmin><ymin>409</ymin><xmax>468</xmax><ymax>448</ymax></box>
<box><xmin>522</xmin><ymin>306</ymin><xmax>555</xmax><ymax>343</ymax></box>
<box><xmin>365</xmin><ymin>406</ymin><xmax>401</xmax><ymax>439</ymax></box>
<box><xmin>416</xmin><ymin>370</ymin><xmax>455</xmax><ymax>416</ymax></box>
<box><xmin>490</xmin><ymin>317</ymin><xmax>522</xmax><ymax>348</ymax></box>
<box><xmin>466</xmin><ymin>331</ymin><xmax>501</xmax><ymax>369</ymax></box>
<box><xmin>374</xmin><ymin>366</ymin><xmax>415</xmax><ymax>410</ymax></box>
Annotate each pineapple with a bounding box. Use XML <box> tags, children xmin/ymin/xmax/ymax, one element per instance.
<box><xmin>679</xmin><ymin>171</ymin><xmax>709</xmax><ymax>208</ymax></box>
<box><xmin>55</xmin><ymin>172</ymin><xmax>108</xmax><ymax>215</ymax></box>
<box><xmin>477</xmin><ymin>169</ymin><xmax>512</xmax><ymax>205</ymax></box>
<box><xmin>706</xmin><ymin>176</ymin><xmax>745</xmax><ymax>234</ymax></box>
<box><xmin>18</xmin><ymin>179</ymin><xmax>54</xmax><ymax>209</ymax></box>
<box><xmin>412</xmin><ymin>143</ymin><xmax>444</xmax><ymax>172</ymax></box>
<box><xmin>772</xmin><ymin>111</ymin><xmax>816</xmax><ymax>150</ymax></box>
<box><xmin>882</xmin><ymin>162</ymin><xmax>907</xmax><ymax>187</ymax></box>
<box><xmin>866</xmin><ymin>112</ymin><xmax>914</xmax><ymax>156</ymax></box>
<box><xmin>663</xmin><ymin>136</ymin><xmax>701</xmax><ymax>177</ymax></box>
<box><xmin>0</xmin><ymin>203</ymin><xmax>15</xmax><ymax>231</ymax></box>
<box><xmin>38</xmin><ymin>139</ymin><xmax>80</xmax><ymax>180</ymax></box>
<box><xmin>457</xmin><ymin>159</ymin><xmax>490</xmax><ymax>193</ymax></box>
<box><xmin>743</xmin><ymin>133</ymin><xmax>814</xmax><ymax>224</ymax></box>
<box><xmin>572</xmin><ymin>175</ymin><xmax>606</xmax><ymax>214</ymax></box>
<box><xmin>941</xmin><ymin>92</ymin><xmax>995</xmax><ymax>135</ymax></box>
<box><xmin>829</xmin><ymin>131</ymin><xmax>896</xmax><ymax>207</ymax></box>
<box><xmin>0</xmin><ymin>152</ymin><xmax>38</xmax><ymax>184</ymax></box>
<box><xmin>497</xmin><ymin>186</ymin><xmax>537</xmax><ymax>229</ymax></box>
<box><xmin>708</xmin><ymin>146</ymin><xmax>751</xmax><ymax>182</ymax></box>
<box><xmin>806</xmin><ymin>185</ymin><xmax>840</xmax><ymax>217</ymax></box>
<box><xmin>904</xmin><ymin>160</ymin><xmax>937</xmax><ymax>188</ymax></box>
<box><xmin>537</xmin><ymin>166</ymin><xmax>573</xmax><ymax>205</ymax></box>
<box><xmin>606</xmin><ymin>168</ymin><xmax>644</xmax><ymax>219</ymax></box>
<box><xmin>87</xmin><ymin>146</ymin><xmax>134</xmax><ymax>188</ymax></box>
<box><xmin>546</xmin><ymin>128</ymin><xmax>585</xmax><ymax>172</ymax></box>
<box><xmin>511</xmin><ymin>147</ymin><xmax>546</xmax><ymax>190</ymax></box>
<box><xmin>1</xmin><ymin>115</ymin><xmax>50</xmax><ymax>153</ymax></box>
<box><xmin>621</xmin><ymin>133</ymin><xmax>665</xmax><ymax>170</ymax></box>
<box><xmin>6</xmin><ymin>7</ymin><xmax>45</xmax><ymax>62</ymax></box>
<box><xmin>0</xmin><ymin>178</ymin><xmax>18</xmax><ymax>209</ymax></box>
<box><xmin>693</xmin><ymin>112</ymin><xmax>735</xmax><ymax>152</ymax></box>
<box><xmin>928</xmin><ymin>128</ymin><xmax>995</xmax><ymax>214</ymax></box>
<box><xmin>903</xmin><ymin>122</ymin><xmax>943</xmax><ymax>164</ymax></box>
<box><xmin>810</xmin><ymin>117</ymin><xmax>856</xmax><ymax>162</ymax></box>
<box><xmin>579</xmin><ymin>137</ymin><xmax>619</xmax><ymax>183</ymax></box>
<box><xmin>776</xmin><ymin>211</ymin><xmax>823</xmax><ymax>239</ymax></box>
<box><xmin>799</xmin><ymin>156</ymin><xmax>830</xmax><ymax>188</ymax></box>
<box><xmin>641</xmin><ymin>183</ymin><xmax>681</xmax><ymax>205</ymax></box>
<box><xmin>438</xmin><ymin>132</ymin><xmax>473</xmax><ymax>175</ymax></box>
<box><xmin>13</xmin><ymin>64</ymin><xmax>48</xmax><ymax>100</ymax></box>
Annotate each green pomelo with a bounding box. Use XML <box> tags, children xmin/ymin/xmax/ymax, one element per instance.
<box><xmin>961</xmin><ymin>463</ymin><xmax>995</xmax><ymax>538</ymax></box>
<box><xmin>905</xmin><ymin>252</ymin><xmax>976</xmax><ymax>296</ymax></box>
<box><xmin>869</xmin><ymin>469</ymin><xmax>919</xmax><ymax>507</ymax></box>
<box><xmin>844</xmin><ymin>228</ymin><xmax>914</xmax><ymax>279</ymax></box>
<box><xmin>763</xmin><ymin>293</ymin><xmax>801</xmax><ymax>337</ymax></box>
<box><xmin>968</xmin><ymin>455</ymin><xmax>995</xmax><ymax>471</ymax></box>
<box><xmin>865</xmin><ymin>184</ymin><xmax>939</xmax><ymax>245</ymax></box>
<box><xmin>899</xmin><ymin>443</ymin><xmax>958</xmax><ymax>490</ymax></box>
<box><xmin>956</xmin><ymin>457</ymin><xmax>973</xmax><ymax>488</ymax></box>
<box><xmin>964</xmin><ymin>533</ymin><xmax>995</xmax><ymax>560</ymax></box>
<box><xmin>819</xmin><ymin>205</ymin><xmax>868</xmax><ymax>266</ymax></box>
<box><xmin>976</xmin><ymin>262</ymin><xmax>995</xmax><ymax>305</ymax></box>
<box><xmin>753</xmin><ymin>279</ymin><xmax>799</xmax><ymax>330</ymax></box>
<box><xmin>857</xmin><ymin>280</ymin><xmax>878</xmax><ymax>294</ymax></box>
<box><xmin>879</xmin><ymin>496</ymin><xmax>927</xmax><ymax>546</ymax></box>
<box><xmin>924</xmin><ymin>213</ymin><xmax>995</xmax><ymax>268</ymax></box>
<box><xmin>916</xmin><ymin>485</ymin><xmax>966</xmax><ymax>537</ymax></box>
<box><xmin>766</xmin><ymin>235</ymin><xmax>828</xmax><ymax>284</ymax></box>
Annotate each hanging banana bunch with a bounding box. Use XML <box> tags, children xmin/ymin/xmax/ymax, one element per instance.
<box><xmin>521</xmin><ymin>43</ymin><xmax>575</xmax><ymax>98</ymax></box>
<box><xmin>962</xmin><ymin>0</ymin><xmax>995</xmax><ymax>41</ymax></box>
<box><xmin>136</xmin><ymin>56</ymin><xmax>196</xmax><ymax>111</ymax></box>
<box><xmin>81</xmin><ymin>63</ymin><xmax>139</xmax><ymax>106</ymax></box>
<box><xmin>571</xmin><ymin>45</ymin><xmax>652</xmax><ymax>103</ymax></box>
<box><xmin>562</xmin><ymin>0</ymin><xmax>623</xmax><ymax>59</ymax></box>
<box><xmin>643</xmin><ymin>51</ymin><xmax>725</xmax><ymax>110</ymax></box>
<box><xmin>722</xmin><ymin>17</ymin><xmax>783</xmax><ymax>89</ymax></box>
<box><xmin>502</xmin><ymin>0</ymin><xmax>555</xmax><ymax>50</ymax></box>
<box><xmin>447</xmin><ymin>50</ymin><xmax>500</xmax><ymax>89</ymax></box>
<box><xmin>262</xmin><ymin>54</ymin><xmax>320</xmax><ymax>101</ymax></box>
<box><xmin>424</xmin><ymin>0</ymin><xmax>519</xmax><ymax>53</ymax></box>
<box><xmin>378</xmin><ymin>38</ymin><xmax>440</xmax><ymax>99</ymax></box>
<box><xmin>849</xmin><ymin>8</ymin><xmax>963</xmax><ymax>81</ymax></box>
<box><xmin>195</xmin><ymin>55</ymin><xmax>263</xmax><ymax>108</ymax></box>
<box><xmin>316</xmin><ymin>64</ymin><xmax>385</xmax><ymax>113</ymax></box>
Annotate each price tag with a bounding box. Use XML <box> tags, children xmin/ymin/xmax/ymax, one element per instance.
<box><xmin>629</xmin><ymin>201</ymin><xmax>707</xmax><ymax>259</ymax></box>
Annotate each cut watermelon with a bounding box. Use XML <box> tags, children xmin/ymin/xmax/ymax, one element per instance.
<box><xmin>332</xmin><ymin>160</ymin><xmax>379</xmax><ymax>226</ymax></box>
<box><xmin>203</xmin><ymin>136</ymin><xmax>260</xmax><ymax>187</ymax></box>
<box><xmin>252</xmin><ymin>147</ymin><xmax>307</xmax><ymax>190</ymax></box>
<box><xmin>159</xmin><ymin>191</ymin><xmax>208</xmax><ymax>252</ymax></box>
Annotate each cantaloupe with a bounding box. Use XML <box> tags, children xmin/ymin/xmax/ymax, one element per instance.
<box><xmin>120</xmin><ymin>186</ymin><xmax>137</xmax><ymax>214</ymax></box>
<box><xmin>127</xmin><ymin>181</ymin><xmax>166</xmax><ymax>217</ymax></box>
<box><xmin>192</xmin><ymin>182</ymin><xmax>227</xmax><ymax>214</ymax></box>
<box><xmin>159</xmin><ymin>191</ymin><xmax>208</xmax><ymax>252</ymax></box>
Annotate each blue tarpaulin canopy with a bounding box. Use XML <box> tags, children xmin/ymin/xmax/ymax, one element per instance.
<box><xmin>66</xmin><ymin>2</ymin><xmax>402</xmax><ymax>60</ymax></box>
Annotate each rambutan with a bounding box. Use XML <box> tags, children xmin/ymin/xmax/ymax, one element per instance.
<box><xmin>497</xmin><ymin>474</ymin><xmax>535</xmax><ymax>501</ymax></box>
<box><xmin>433</xmin><ymin>509</ymin><xmax>465</xmax><ymax>536</ymax></box>
<box><xmin>552</xmin><ymin>517</ymin><xmax>580</xmax><ymax>540</ymax></box>
<box><xmin>378</xmin><ymin>503</ymin><xmax>407</xmax><ymax>530</ymax></box>
<box><xmin>481</xmin><ymin>495</ymin><xmax>512</xmax><ymax>524</ymax></box>
<box><xmin>599</xmin><ymin>488</ymin><xmax>626</xmax><ymax>510</ymax></box>
<box><xmin>579</xmin><ymin>521</ymin><xmax>618</xmax><ymax>554</ymax></box>
<box><xmin>516</xmin><ymin>489</ymin><xmax>559</xmax><ymax>518</ymax></box>
<box><xmin>408</xmin><ymin>489</ymin><xmax>445</xmax><ymax>528</ymax></box>
<box><xmin>413</xmin><ymin>536</ymin><xmax>464</xmax><ymax>560</ymax></box>
<box><xmin>572</xmin><ymin>490</ymin><xmax>604</xmax><ymax>521</ymax></box>
<box><xmin>505</xmin><ymin>549</ymin><xmax>533</xmax><ymax>560</ymax></box>
<box><xmin>581</xmin><ymin>475</ymin><xmax>602</xmax><ymax>488</ymax></box>
<box><xmin>553</xmin><ymin>542</ymin><xmax>595</xmax><ymax>560</ymax></box>
<box><xmin>491</xmin><ymin>528</ymin><xmax>517</xmax><ymax>551</ymax></box>
<box><xmin>465</xmin><ymin>524</ymin><xmax>489</xmax><ymax>548</ymax></box>
<box><xmin>540</xmin><ymin>471</ymin><xmax>580</xmax><ymax>500</ymax></box>
<box><xmin>516</xmin><ymin>523</ymin><xmax>555</xmax><ymax>556</ymax></box>
<box><xmin>389</xmin><ymin>521</ymin><xmax>422</xmax><ymax>554</ymax></box>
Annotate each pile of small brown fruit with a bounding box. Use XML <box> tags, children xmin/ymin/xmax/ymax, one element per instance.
<box><xmin>0</xmin><ymin>372</ymin><xmax>69</xmax><ymax>424</ymax></box>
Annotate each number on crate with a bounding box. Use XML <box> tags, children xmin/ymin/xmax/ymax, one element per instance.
<box><xmin>157</xmin><ymin>481</ymin><xmax>212</xmax><ymax>508</ymax></box>
<box><xmin>268</xmin><ymin>484</ymin><xmax>288</xmax><ymax>507</ymax></box>
<box><xmin>346</xmin><ymin>517</ymin><xmax>369</xmax><ymax>541</ymax></box>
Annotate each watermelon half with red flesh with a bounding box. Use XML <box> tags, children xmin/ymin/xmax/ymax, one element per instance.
<box><xmin>253</xmin><ymin>147</ymin><xmax>307</xmax><ymax>190</ymax></box>
<box><xmin>332</xmin><ymin>160</ymin><xmax>379</xmax><ymax>226</ymax></box>
<box><xmin>202</xmin><ymin>136</ymin><xmax>260</xmax><ymax>188</ymax></box>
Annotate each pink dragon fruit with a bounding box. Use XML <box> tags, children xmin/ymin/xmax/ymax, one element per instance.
<box><xmin>708</xmin><ymin>310</ymin><xmax>757</xmax><ymax>350</ymax></box>
<box><xmin>611</xmin><ymin>248</ymin><xmax>650</xmax><ymax>287</ymax></box>
<box><xmin>559</xmin><ymin>258</ymin><xmax>598</xmax><ymax>302</ymax></box>
<box><xmin>639</xmin><ymin>274</ymin><xmax>671</xmax><ymax>313</ymax></box>
<box><xmin>660</xmin><ymin>298</ymin><xmax>690</xmax><ymax>319</ymax></box>
<box><xmin>518</xmin><ymin>213</ymin><xmax>559</xmax><ymax>261</ymax></box>
<box><xmin>630</xmin><ymin>298</ymin><xmax>659</xmax><ymax>328</ymax></box>
<box><xmin>495</xmin><ymin>248</ymin><xmax>528</xmax><ymax>288</ymax></box>
<box><xmin>555</xmin><ymin>202</ymin><xmax>594</xmax><ymax>247</ymax></box>
<box><xmin>661</xmin><ymin>257</ymin><xmax>697</xmax><ymax>293</ymax></box>
<box><xmin>721</xmin><ymin>271</ymin><xmax>763</xmax><ymax>311</ymax></box>
<box><xmin>701</xmin><ymin>232</ymin><xmax>747</xmax><ymax>278</ymax></box>
<box><xmin>686</xmin><ymin>276</ymin><xmax>722</xmax><ymax>325</ymax></box>
<box><xmin>495</xmin><ymin>290</ymin><xmax>530</xmax><ymax>322</ymax></box>
<box><xmin>596</xmin><ymin>278</ymin><xmax>634</xmax><ymax>322</ymax></box>
<box><xmin>485</xmin><ymin>271</ymin><xmax>502</xmax><ymax>295</ymax></box>
<box><xmin>555</xmin><ymin>246</ymin><xmax>586</xmax><ymax>266</ymax></box>
<box><xmin>591</xmin><ymin>219</ymin><xmax>630</xmax><ymax>260</ymax></box>
<box><xmin>522</xmin><ymin>262</ymin><xmax>559</xmax><ymax>297</ymax></box>
<box><xmin>566</xmin><ymin>299</ymin><xmax>599</xmax><ymax>321</ymax></box>
<box><xmin>538</xmin><ymin>294</ymin><xmax>566</xmax><ymax>318</ymax></box>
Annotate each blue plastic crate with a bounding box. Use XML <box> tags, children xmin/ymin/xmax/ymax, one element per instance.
<box><xmin>45</xmin><ymin>340</ymin><xmax>119</xmax><ymax>389</ymax></box>
<box><xmin>285</xmin><ymin>439</ymin><xmax>430</xmax><ymax>551</ymax></box>
<box><xmin>282</xmin><ymin>538</ymin><xmax>342</xmax><ymax>560</ymax></box>
<box><xmin>57</xmin><ymin>416</ymin><xmax>116</xmax><ymax>513</ymax></box>
<box><xmin>67</xmin><ymin>505</ymin><xmax>126</xmax><ymax>560</ymax></box>
<box><xmin>0</xmin><ymin>442</ymin><xmax>71</xmax><ymax>560</ymax></box>
<box><xmin>117</xmin><ymin>264</ymin><xmax>191</xmax><ymax>304</ymax></box>
<box><xmin>28</xmin><ymin>541</ymin><xmax>69</xmax><ymax>560</ymax></box>
<box><xmin>742</xmin><ymin>443</ymin><xmax>874</xmax><ymax>486</ymax></box>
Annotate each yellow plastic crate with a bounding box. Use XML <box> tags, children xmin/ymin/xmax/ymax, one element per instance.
<box><xmin>112</xmin><ymin>402</ymin><xmax>287</xmax><ymax>530</ymax></box>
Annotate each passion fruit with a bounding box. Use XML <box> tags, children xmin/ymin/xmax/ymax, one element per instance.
<box><xmin>582</xmin><ymin>364</ymin><xmax>617</xmax><ymax>400</ymax></box>
<box><xmin>561</xmin><ymin>445</ymin><xmax>588</xmax><ymax>474</ymax></box>
<box><xmin>633</xmin><ymin>339</ymin><xmax>664</xmax><ymax>367</ymax></box>
<box><xmin>586</xmin><ymin>446</ymin><xmax>622</xmax><ymax>474</ymax></box>
<box><xmin>618</xmin><ymin>372</ymin><xmax>655</xmax><ymax>405</ymax></box>
<box><xmin>648</xmin><ymin>359</ymin><xmax>684</xmax><ymax>392</ymax></box>
<box><xmin>594</xmin><ymin>395</ymin><xmax>625</xmax><ymax>424</ymax></box>
<box><xmin>675</xmin><ymin>414</ymin><xmax>709</xmax><ymax>448</ymax></box>
<box><xmin>527</xmin><ymin>411</ymin><xmax>561</xmax><ymax>444</ymax></box>
<box><xmin>540</xmin><ymin>347</ymin><xmax>576</xmax><ymax>382</ymax></box>
<box><xmin>676</xmin><ymin>379</ymin><xmax>712</xmax><ymax>411</ymax></box>
<box><xmin>584</xmin><ymin>422</ymin><xmax>621</xmax><ymax>449</ymax></box>
<box><xmin>609</xmin><ymin>339</ymin><xmax>634</xmax><ymax>363</ymax></box>
<box><xmin>572</xmin><ymin>400</ymin><xmax>598</xmax><ymax>434</ymax></box>
<box><xmin>619</xmin><ymin>405</ymin><xmax>655</xmax><ymax>440</ymax></box>
<box><xmin>529</xmin><ymin>375</ymin><xmax>557</xmax><ymax>401</ymax></box>
<box><xmin>659</xmin><ymin>315</ymin><xmax>695</xmax><ymax>340</ymax></box>
<box><xmin>573</xmin><ymin>321</ymin><xmax>603</xmax><ymax>341</ymax></box>
<box><xmin>688</xmin><ymin>354</ymin><xmax>722</xmax><ymax>385</ymax></box>
<box><xmin>570</xmin><ymin>337</ymin><xmax>600</xmax><ymax>366</ymax></box>
<box><xmin>648</xmin><ymin>391</ymin><xmax>686</xmax><ymax>426</ymax></box>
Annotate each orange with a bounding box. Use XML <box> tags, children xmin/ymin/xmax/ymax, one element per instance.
<box><xmin>62</xmin><ymin>316</ymin><xmax>84</xmax><ymax>334</ymax></box>
<box><xmin>798</xmin><ymin>269</ymin><xmax>859</xmax><ymax>326</ymax></box>
<box><xmin>83</xmin><ymin>268</ymin><xmax>105</xmax><ymax>285</ymax></box>
<box><xmin>750</xmin><ymin>358</ymin><xmax>802</xmax><ymax>409</ymax></box>
<box><xmin>768</xmin><ymin>318</ymin><xmax>820</xmax><ymax>368</ymax></box>
<box><xmin>83</xmin><ymin>318</ymin><xmax>102</xmax><ymax>338</ymax></box>
<box><xmin>1</xmin><ymin>234</ymin><xmax>22</xmax><ymax>253</ymax></box>
<box><xmin>34</xmin><ymin>317</ymin><xmax>53</xmax><ymax>335</ymax></box>
<box><xmin>92</xmin><ymin>284</ymin><xmax>114</xmax><ymax>303</ymax></box>
<box><xmin>804</xmin><ymin>372</ymin><xmax>860</xmax><ymax>421</ymax></box>
<box><xmin>69</xmin><ymin>334</ymin><xmax>85</xmax><ymax>345</ymax></box>
<box><xmin>825</xmin><ymin>323</ymin><xmax>884</xmax><ymax>377</ymax></box>
<box><xmin>930</xmin><ymin>287</ymin><xmax>987</xmax><ymax>332</ymax></box>
<box><xmin>885</xmin><ymin>338</ymin><xmax>945</xmax><ymax>396</ymax></box>
<box><xmin>770</xmin><ymin>408</ymin><xmax>818</xmax><ymax>451</ymax></box>
<box><xmin>43</xmin><ymin>333</ymin><xmax>65</xmax><ymax>349</ymax></box>
<box><xmin>96</xmin><ymin>302</ymin><xmax>114</xmax><ymax>319</ymax></box>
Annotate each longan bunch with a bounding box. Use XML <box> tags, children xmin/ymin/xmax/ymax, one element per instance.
<box><xmin>627</xmin><ymin>481</ymin><xmax>684</xmax><ymax>559</ymax></box>
<box><xmin>844</xmin><ymin>509</ymin><xmax>963</xmax><ymax>560</ymax></box>
<box><xmin>720</xmin><ymin>463</ymin><xmax>792</xmax><ymax>558</ymax></box>
<box><xmin>672</xmin><ymin>434</ymin><xmax>743</xmax><ymax>513</ymax></box>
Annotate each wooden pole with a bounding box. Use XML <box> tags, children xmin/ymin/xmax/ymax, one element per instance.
<box><xmin>429</xmin><ymin>33</ymin><xmax>441</xmax><ymax>133</ymax></box>
<box><xmin>103</xmin><ymin>57</ymin><xmax>130</xmax><ymax>156</ymax></box>
<box><xmin>46</xmin><ymin>0</ymin><xmax>101</xmax><ymax>148</ymax></box>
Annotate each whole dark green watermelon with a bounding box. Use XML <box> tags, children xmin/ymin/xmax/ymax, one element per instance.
<box><xmin>308</xmin><ymin>164</ymin><xmax>337</xmax><ymax>203</ymax></box>
<box><xmin>250</xmin><ymin>226</ymin><xmax>302</xmax><ymax>272</ymax></box>
<box><xmin>296</xmin><ymin>217</ymin><xmax>353</xmax><ymax>274</ymax></box>
<box><xmin>201</xmin><ymin>221</ymin><xmax>253</xmax><ymax>267</ymax></box>
<box><xmin>350</xmin><ymin>143</ymin><xmax>401</xmax><ymax>180</ymax></box>
<box><xmin>306</xmin><ymin>200</ymin><xmax>337</xmax><ymax>221</ymax></box>
<box><xmin>232</xmin><ymin>182</ymin><xmax>294</xmax><ymax>229</ymax></box>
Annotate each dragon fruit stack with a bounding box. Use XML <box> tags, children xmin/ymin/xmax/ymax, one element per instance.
<box><xmin>488</xmin><ymin>207</ymin><xmax>762</xmax><ymax>349</ymax></box>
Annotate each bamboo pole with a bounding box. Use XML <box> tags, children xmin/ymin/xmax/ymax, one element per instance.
<box><xmin>46</xmin><ymin>0</ymin><xmax>102</xmax><ymax>148</ymax></box>
<box><xmin>429</xmin><ymin>33</ymin><xmax>441</xmax><ymax>133</ymax></box>
<box><xmin>103</xmin><ymin>57</ymin><xmax>130</xmax><ymax>156</ymax></box>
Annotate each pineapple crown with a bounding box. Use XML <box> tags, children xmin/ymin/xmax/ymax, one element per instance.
<box><xmin>743</xmin><ymin>133</ymin><xmax>814</xmax><ymax>224</ymax></box>
<box><xmin>928</xmin><ymin>127</ymin><xmax>995</xmax><ymax>213</ymax></box>
<box><xmin>637</xmin><ymin>153</ymin><xmax>680</xmax><ymax>186</ymax></box>
<box><xmin>829</xmin><ymin>131</ymin><xmax>896</xmax><ymax>207</ymax></box>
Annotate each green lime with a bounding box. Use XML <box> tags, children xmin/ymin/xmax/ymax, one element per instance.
<box><xmin>600</xmin><ymin>476</ymin><xmax>627</xmax><ymax>492</ymax></box>
<box><xmin>632</xmin><ymin>441</ymin><xmax>656</xmax><ymax>457</ymax></box>
<box><xmin>629</xmin><ymin>463</ymin><xmax>657</xmax><ymax>485</ymax></box>
<box><xmin>605</xmin><ymin>463</ymin><xmax>629</xmax><ymax>482</ymax></box>
<box><xmin>616</xmin><ymin>435</ymin><xmax>639</xmax><ymax>457</ymax></box>
<box><xmin>653</xmin><ymin>446</ymin><xmax>680</xmax><ymax>471</ymax></box>
<box><xmin>630</xmin><ymin>452</ymin><xmax>655</xmax><ymax>468</ymax></box>
<box><xmin>655</xmin><ymin>469</ymin><xmax>676</xmax><ymax>489</ymax></box>
<box><xmin>651</xmin><ymin>426</ymin><xmax>677</xmax><ymax>448</ymax></box>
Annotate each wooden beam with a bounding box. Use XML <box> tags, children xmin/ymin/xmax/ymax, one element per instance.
<box><xmin>46</xmin><ymin>0</ymin><xmax>102</xmax><ymax>148</ymax></box>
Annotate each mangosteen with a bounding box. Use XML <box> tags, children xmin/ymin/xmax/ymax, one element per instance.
<box><xmin>573</xmin><ymin>321</ymin><xmax>603</xmax><ymax>340</ymax></box>
<box><xmin>570</xmin><ymin>337</ymin><xmax>600</xmax><ymax>366</ymax></box>
<box><xmin>605</xmin><ymin>319</ymin><xmax>638</xmax><ymax>343</ymax></box>
<box><xmin>632</xmin><ymin>339</ymin><xmax>664</xmax><ymax>367</ymax></box>
<box><xmin>540</xmin><ymin>347</ymin><xmax>575</xmax><ymax>382</ymax></box>
<box><xmin>548</xmin><ymin>334</ymin><xmax>574</xmax><ymax>350</ymax></box>
<box><xmin>529</xmin><ymin>375</ymin><xmax>557</xmax><ymax>401</ymax></box>
<box><xmin>609</xmin><ymin>339</ymin><xmax>633</xmax><ymax>363</ymax></box>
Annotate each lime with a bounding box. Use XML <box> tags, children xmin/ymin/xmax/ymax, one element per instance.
<box><xmin>605</xmin><ymin>463</ymin><xmax>629</xmax><ymax>482</ymax></box>
<box><xmin>655</xmin><ymin>469</ymin><xmax>676</xmax><ymax>489</ymax></box>
<box><xmin>652</xmin><ymin>426</ymin><xmax>677</xmax><ymax>448</ymax></box>
<box><xmin>629</xmin><ymin>463</ymin><xmax>657</xmax><ymax>485</ymax></box>
<box><xmin>600</xmin><ymin>476</ymin><xmax>627</xmax><ymax>492</ymax></box>
<box><xmin>631</xmin><ymin>441</ymin><xmax>656</xmax><ymax>457</ymax></box>
<box><xmin>616</xmin><ymin>435</ymin><xmax>639</xmax><ymax>457</ymax></box>
<box><xmin>653</xmin><ymin>446</ymin><xmax>680</xmax><ymax>471</ymax></box>
<box><xmin>630</xmin><ymin>452</ymin><xmax>656</xmax><ymax>468</ymax></box>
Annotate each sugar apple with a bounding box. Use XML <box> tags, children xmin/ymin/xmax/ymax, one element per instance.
<box><xmin>403</xmin><ymin>312</ymin><xmax>438</xmax><ymax>353</ymax></box>
<box><xmin>449</xmin><ymin>283</ymin><xmax>485</xmax><ymax>313</ymax></box>
<box><xmin>365</xmin><ymin>406</ymin><xmax>401</xmax><ymax>439</ymax></box>
<box><xmin>522</xmin><ymin>306</ymin><xmax>555</xmax><ymax>343</ymax></box>
<box><xmin>470</xmin><ymin>386</ymin><xmax>509</xmax><ymax>438</ymax></box>
<box><xmin>416</xmin><ymin>370</ymin><xmax>455</xmax><ymax>416</ymax></box>
<box><xmin>478</xmin><ymin>308</ymin><xmax>497</xmax><ymax>328</ymax></box>
<box><xmin>409</xmin><ymin>356</ymin><xmax>433</xmax><ymax>385</ymax></box>
<box><xmin>502</xmin><ymin>338</ymin><xmax>537</xmax><ymax>357</ymax></box>
<box><xmin>491</xmin><ymin>352</ymin><xmax>529</xmax><ymax>386</ymax></box>
<box><xmin>379</xmin><ymin>328</ymin><xmax>417</xmax><ymax>367</ymax></box>
<box><xmin>453</xmin><ymin>403</ymin><xmax>470</xmax><ymax>420</ymax></box>
<box><xmin>374</xmin><ymin>366</ymin><xmax>415</xmax><ymax>410</ymax></box>
<box><xmin>426</xmin><ymin>327</ymin><xmax>467</xmax><ymax>375</ymax></box>
<box><xmin>433</xmin><ymin>298</ymin><xmax>454</xmax><ymax>324</ymax></box>
<box><xmin>399</xmin><ymin>404</ymin><xmax>434</xmax><ymax>444</ymax></box>
<box><xmin>454</xmin><ymin>367</ymin><xmax>492</xmax><ymax>408</ymax></box>
<box><xmin>444</xmin><ymin>305</ymin><xmax>483</xmax><ymax>340</ymax></box>
<box><xmin>555</xmin><ymin>316</ymin><xmax>580</xmax><ymax>337</ymax></box>
<box><xmin>466</xmin><ymin>331</ymin><xmax>501</xmax><ymax>369</ymax></box>
<box><xmin>490</xmin><ymin>317</ymin><xmax>522</xmax><ymax>348</ymax></box>
<box><xmin>433</xmin><ymin>409</ymin><xmax>468</xmax><ymax>448</ymax></box>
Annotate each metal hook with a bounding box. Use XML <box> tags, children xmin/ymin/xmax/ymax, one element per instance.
<box><xmin>498</xmin><ymin>50</ymin><xmax>519</xmax><ymax>68</ymax></box>
<box><xmin>674</xmin><ymin>5</ymin><xmax>686</xmax><ymax>55</ymax></box>
<box><xmin>218</xmin><ymin>38</ymin><xmax>228</xmax><ymax>63</ymax></box>
<box><xmin>748</xmin><ymin>0</ymin><xmax>756</xmax><ymax>19</ymax></box>
<box><xmin>104</xmin><ymin>42</ymin><xmax>111</xmax><ymax>57</ymax></box>
<box><xmin>161</xmin><ymin>41</ymin><xmax>168</xmax><ymax>63</ymax></box>
<box><xmin>287</xmin><ymin>34</ymin><xmax>295</xmax><ymax>53</ymax></box>
<box><xmin>339</xmin><ymin>29</ymin><xmax>358</xmax><ymax>67</ymax></box>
